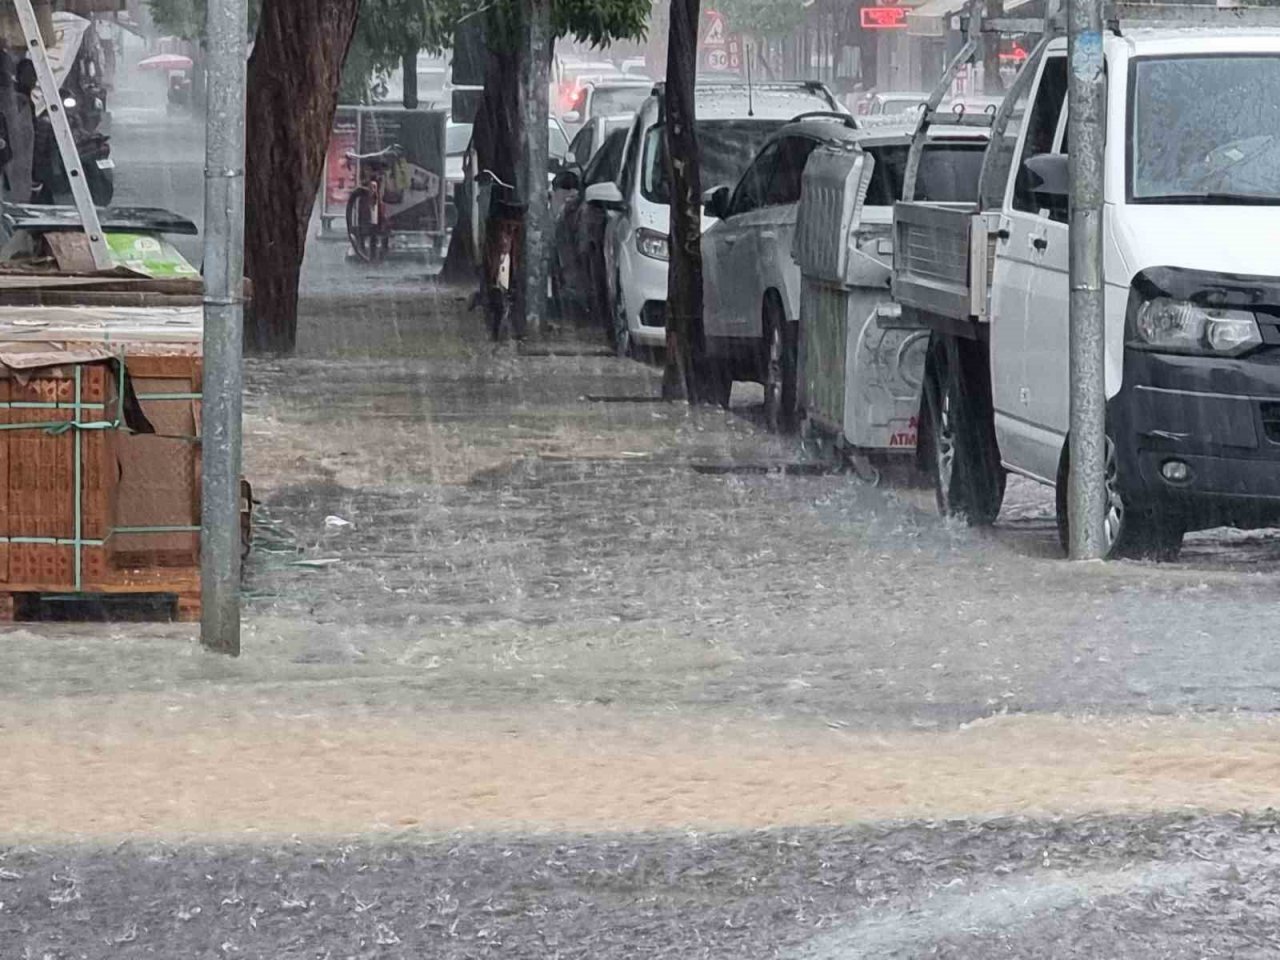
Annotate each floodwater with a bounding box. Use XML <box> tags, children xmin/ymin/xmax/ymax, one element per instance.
<box><xmin>6</xmin><ymin>37</ymin><xmax>1280</xmax><ymax>959</ymax></box>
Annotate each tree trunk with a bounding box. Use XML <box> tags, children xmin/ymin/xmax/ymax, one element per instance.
<box><xmin>662</xmin><ymin>0</ymin><xmax>701</xmax><ymax>401</ymax></box>
<box><xmin>983</xmin><ymin>0</ymin><xmax>1005</xmax><ymax>94</ymax></box>
<box><xmin>439</xmin><ymin>189</ymin><xmax>478</xmax><ymax>282</ymax></box>
<box><xmin>469</xmin><ymin>5</ymin><xmax>523</xmax><ymax>335</ymax></box>
<box><xmin>401</xmin><ymin>46</ymin><xmax>418</xmax><ymax>109</ymax></box>
<box><xmin>516</xmin><ymin>0</ymin><xmax>551</xmax><ymax>339</ymax></box>
<box><xmin>242</xmin><ymin>0</ymin><xmax>362</xmax><ymax>355</ymax></box>
<box><xmin>476</xmin><ymin>6</ymin><xmax>520</xmax><ymax>192</ymax></box>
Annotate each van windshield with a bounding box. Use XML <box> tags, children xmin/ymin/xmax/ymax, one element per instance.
<box><xmin>641</xmin><ymin>120</ymin><xmax>786</xmax><ymax>204</ymax></box>
<box><xmin>1132</xmin><ymin>54</ymin><xmax>1280</xmax><ymax>203</ymax></box>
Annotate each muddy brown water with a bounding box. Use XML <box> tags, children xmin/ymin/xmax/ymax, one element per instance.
<box><xmin>5</xmin><ymin>701</ymin><xmax>1280</xmax><ymax>840</ymax></box>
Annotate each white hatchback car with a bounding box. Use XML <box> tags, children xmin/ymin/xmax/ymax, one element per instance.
<box><xmin>584</xmin><ymin>81</ymin><xmax>845</xmax><ymax>356</ymax></box>
<box><xmin>698</xmin><ymin>119</ymin><xmax>989</xmax><ymax>425</ymax></box>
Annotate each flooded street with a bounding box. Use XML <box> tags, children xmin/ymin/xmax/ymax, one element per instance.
<box><xmin>9</xmin><ymin>57</ymin><xmax>1280</xmax><ymax>959</ymax></box>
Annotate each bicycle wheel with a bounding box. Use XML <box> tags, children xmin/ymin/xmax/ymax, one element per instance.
<box><xmin>346</xmin><ymin>188</ymin><xmax>378</xmax><ymax>263</ymax></box>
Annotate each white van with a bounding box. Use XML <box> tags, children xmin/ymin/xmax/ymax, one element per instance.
<box><xmin>584</xmin><ymin>81</ymin><xmax>845</xmax><ymax>356</ymax></box>
<box><xmin>894</xmin><ymin>28</ymin><xmax>1280</xmax><ymax>558</ymax></box>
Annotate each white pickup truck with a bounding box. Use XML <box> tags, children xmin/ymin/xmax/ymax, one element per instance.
<box><xmin>894</xmin><ymin>27</ymin><xmax>1280</xmax><ymax>559</ymax></box>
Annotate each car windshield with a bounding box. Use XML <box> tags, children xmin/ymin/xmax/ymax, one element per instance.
<box><xmin>1131</xmin><ymin>54</ymin><xmax>1280</xmax><ymax>203</ymax></box>
<box><xmin>445</xmin><ymin>123</ymin><xmax>472</xmax><ymax>156</ymax></box>
<box><xmin>589</xmin><ymin>85</ymin><xmax>650</xmax><ymax>118</ymax></box>
<box><xmin>641</xmin><ymin>119</ymin><xmax>786</xmax><ymax>204</ymax></box>
<box><xmin>863</xmin><ymin>142</ymin><xmax>987</xmax><ymax>204</ymax></box>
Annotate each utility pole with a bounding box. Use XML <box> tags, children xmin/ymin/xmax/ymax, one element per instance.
<box><xmin>1066</xmin><ymin>0</ymin><xmax>1107</xmax><ymax>559</ymax></box>
<box><xmin>517</xmin><ymin>0</ymin><xmax>552</xmax><ymax>339</ymax></box>
<box><xmin>982</xmin><ymin>0</ymin><xmax>1006</xmax><ymax>93</ymax></box>
<box><xmin>200</xmin><ymin>0</ymin><xmax>248</xmax><ymax>653</ymax></box>
<box><xmin>662</xmin><ymin>0</ymin><xmax>701</xmax><ymax>401</ymax></box>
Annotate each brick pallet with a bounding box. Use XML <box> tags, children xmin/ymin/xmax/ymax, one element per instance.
<box><xmin>0</xmin><ymin>276</ymin><xmax>236</xmax><ymax>623</ymax></box>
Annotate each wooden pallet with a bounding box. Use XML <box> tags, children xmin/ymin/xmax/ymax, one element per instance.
<box><xmin>0</xmin><ymin>567</ymin><xmax>201</xmax><ymax>623</ymax></box>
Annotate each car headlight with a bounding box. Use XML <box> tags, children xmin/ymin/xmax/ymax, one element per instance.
<box><xmin>1129</xmin><ymin>297</ymin><xmax>1262</xmax><ymax>357</ymax></box>
<box><xmin>636</xmin><ymin>227</ymin><xmax>669</xmax><ymax>262</ymax></box>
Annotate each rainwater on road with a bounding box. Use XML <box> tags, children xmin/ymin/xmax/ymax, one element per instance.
<box><xmin>6</xmin><ymin>56</ymin><xmax>1280</xmax><ymax>958</ymax></box>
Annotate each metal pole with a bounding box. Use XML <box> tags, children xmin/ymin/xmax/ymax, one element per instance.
<box><xmin>200</xmin><ymin>0</ymin><xmax>247</xmax><ymax>654</ymax></box>
<box><xmin>518</xmin><ymin>0</ymin><xmax>551</xmax><ymax>339</ymax></box>
<box><xmin>1066</xmin><ymin>0</ymin><xmax>1107</xmax><ymax>559</ymax></box>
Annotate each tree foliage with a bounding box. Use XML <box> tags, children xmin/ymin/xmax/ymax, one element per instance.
<box><xmin>146</xmin><ymin>0</ymin><xmax>205</xmax><ymax>40</ymax></box>
<box><xmin>154</xmin><ymin>0</ymin><xmax>649</xmax><ymax>85</ymax></box>
<box><xmin>147</xmin><ymin>0</ymin><xmax>261</xmax><ymax>43</ymax></box>
<box><xmin>337</xmin><ymin>0</ymin><xmax>647</xmax><ymax>103</ymax></box>
<box><xmin>712</xmin><ymin>0</ymin><xmax>803</xmax><ymax>40</ymax></box>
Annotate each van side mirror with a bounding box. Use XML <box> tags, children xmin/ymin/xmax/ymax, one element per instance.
<box><xmin>1024</xmin><ymin>152</ymin><xmax>1069</xmax><ymax>208</ymax></box>
<box><xmin>702</xmin><ymin>184</ymin><xmax>731</xmax><ymax>220</ymax></box>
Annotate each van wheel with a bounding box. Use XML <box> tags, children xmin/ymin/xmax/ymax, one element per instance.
<box><xmin>921</xmin><ymin>334</ymin><xmax>1005</xmax><ymax>525</ymax></box>
<box><xmin>761</xmin><ymin>296</ymin><xmax>798</xmax><ymax>432</ymax></box>
<box><xmin>1055</xmin><ymin>438</ymin><xmax>1185</xmax><ymax>560</ymax></box>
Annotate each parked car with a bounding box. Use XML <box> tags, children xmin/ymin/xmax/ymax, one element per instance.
<box><xmin>552</xmin><ymin>57</ymin><xmax>625</xmax><ymax>116</ymax></box>
<box><xmin>551</xmin><ymin>126</ymin><xmax>630</xmax><ymax>326</ymax></box>
<box><xmin>585</xmin><ymin>81</ymin><xmax>847</xmax><ymax>356</ymax></box>
<box><xmin>698</xmin><ymin>118</ymin><xmax>987</xmax><ymax>421</ymax></box>
<box><xmin>565</xmin><ymin>114</ymin><xmax>634</xmax><ymax>171</ymax></box>
<box><xmin>859</xmin><ymin>91</ymin><xmax>932</xmax><ymax>116</ymax></box>
<box><xmin>560</xmin><ymin>77</ymin><xmax>653</xmax><ymax>136</ymax></box>
<box><xmin>444</xmin><ymin>120</ymin><xmax>473</xmax><ymax>229</ymax></box>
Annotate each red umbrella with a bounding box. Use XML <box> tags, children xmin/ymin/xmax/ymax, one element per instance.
<box><xmin>137</xmin><ymin>53</ymin><xmax>193</xmax><ymax>72</ymax></box>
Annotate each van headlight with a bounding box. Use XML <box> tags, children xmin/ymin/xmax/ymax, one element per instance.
<box><xmin>1129</xmin><ymin>297</ymin><xmax>1262</xmax><ymax>357</ymax></box>
<box><xmin>636</xmin><ymin>227</ymin><xmax>669</xmax><ymax>262</ymax></box>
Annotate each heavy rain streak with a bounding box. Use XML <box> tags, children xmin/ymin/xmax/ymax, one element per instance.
<box><xmin>7</xmin><ymin>0</ymin><xmax>1280</xmax><ymax>957</ymax></box>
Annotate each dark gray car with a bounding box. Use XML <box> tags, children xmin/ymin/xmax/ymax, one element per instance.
<box><xmin>551</xmin><ymin>125</ymin><xmax>628</xmax><ymax>327</ymax></box>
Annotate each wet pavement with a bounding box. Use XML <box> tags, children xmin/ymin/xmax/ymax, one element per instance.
<box><xmin>7</xmin><ymin>814</ymin><xmax>1280</xmax><ymax>957</ymax></box>
<box><xmin>6</xmin><ymin>72</ymin><xmax>1280</xmax><ymax>957</ymax></box>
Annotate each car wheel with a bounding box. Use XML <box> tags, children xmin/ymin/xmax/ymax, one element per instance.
<box><xmin>921</xmin><ymin>334</ymin><xmax>1005</xmax><ymax>525</ymax></box>
<box><xmin>1055</xmin><ymin>437</ymin><xmax>1185</xmax><ymax>560</ymax></box>
<box><xmin>760</xmin><ymin>296</ymin><xmax>798</xmax><ymax>432</ymax></box>
<box><xmin>610</xmin><ymin>273</ymin><xmax>632</xmax><ymax>358</ymax></box>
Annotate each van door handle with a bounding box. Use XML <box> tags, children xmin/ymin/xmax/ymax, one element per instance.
<box><xmin>724</xmin><ymin>236</ymin><xmax>738</xmax><ymax>247</ymax></box>
<box><xmin>760</xmin><ymin>230</ymin><xmax>777</xmax><ymax>241</ymax></box>
<box><xmin>1032</xmin><ymin>236</ymin><xmax>1049</xmax><ymax>251</ymax></box>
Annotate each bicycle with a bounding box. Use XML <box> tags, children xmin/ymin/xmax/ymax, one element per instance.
<box><xmin>344</xmin><ymin>143</ymin><xmax>445</xmax><ymax>263</ymax></box>
<box><xmin>344</xmin><ymin>144</ymin><xmax>405</xmax><ymax>262</ymax></box>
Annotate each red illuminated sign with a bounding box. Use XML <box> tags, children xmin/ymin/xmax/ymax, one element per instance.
<box><xmin>861</xmin><ymin>6</ymin><xmax>909</xmax><ymax>29</ymax></box>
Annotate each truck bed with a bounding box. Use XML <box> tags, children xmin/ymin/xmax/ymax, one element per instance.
<box><xmin>892</xmin><ymin>201</ymin><xmax>999</xmax><ymax>324</ymax></box>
